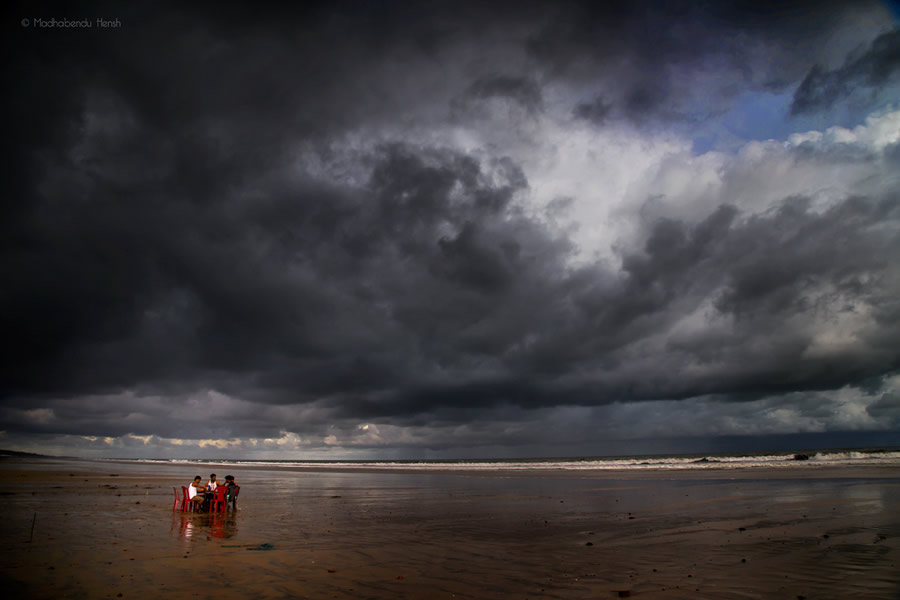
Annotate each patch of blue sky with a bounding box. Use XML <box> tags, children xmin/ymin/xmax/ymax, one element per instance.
<box><xmin>691</xmin><ymin>89</ymin><xmax>794</xmax><ymax>154</ymax></box>
<box><xmin>884</xmin><ymin>0</ymin><xmax>900</xmax><ymax>23</ymax></box>
<box><xmin>691</xmin><ymin>79</ymin><xmax>900</xmax><ymax>155</ymax></box>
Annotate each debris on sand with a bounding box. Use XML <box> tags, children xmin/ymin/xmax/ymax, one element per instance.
<box><xmin>247</xmin><ymin>543</ymin><xmax>276</xmax><ymax>551</ymax></box>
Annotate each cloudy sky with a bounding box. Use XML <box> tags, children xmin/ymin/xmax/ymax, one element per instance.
<box><xmin>4</xmin><ymin>1</ymin><xmax>900</xmax><ymax>459</ymax></box>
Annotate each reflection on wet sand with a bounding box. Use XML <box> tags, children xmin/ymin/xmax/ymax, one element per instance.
<box><xmin>172</xmin><ymin>511</ymin><xmax>239</xmax><ymax>539</ymax></box>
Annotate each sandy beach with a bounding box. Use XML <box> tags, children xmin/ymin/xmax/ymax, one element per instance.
<box><xmin>1</xmin><ymin>458</ymin><xmax>898</xmax><ymax>599</ymax></box>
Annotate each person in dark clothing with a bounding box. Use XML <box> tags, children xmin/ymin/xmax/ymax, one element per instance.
<box><xmin>223</xmin><ymin>474</ymin><xmax>240</xmax><ymax>510</ymax></box>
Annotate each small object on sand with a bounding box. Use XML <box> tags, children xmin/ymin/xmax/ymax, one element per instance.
<box><xmin>327</xmin><ymin>569</ymin><xmax>336</xmax><ymax>573</ymax></box>
<box><xmin>396</xmin><ymin>575</ymin><xmax>404</xmax><ymax>580</ymax></box>
<box><xmin>585</xmin><ymin>542</ymin><xmax>593</xmax><ymax>546</ymax></box>
<box><xmin>617</xmin><ymin>591</ymin><xmax>631</xmax><ymax>598</ymax></box>
<box><xmin>247</xmin><ymin>543</ymin><xmax>276</xmax><ymax>551</ymax></box>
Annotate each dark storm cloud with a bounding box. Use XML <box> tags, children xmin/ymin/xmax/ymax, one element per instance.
<box><xmin>866</xmin><ymin>393</ymin><xmax>900</xmax><ymax>427</ymax></box>
<box><xmin>572</xmin><ymin>97</ymin><xmax>612</xmax><ymax>124</ymax></box>
<box><xmin>791</xmin><ymin>29</ymin><xmax>900</xmax><ymax>115</ymax></box>
<box><xmin>464</xmin><ymin>75</ymin><xmax>545</xmax><ymax>115</ymax></box>
<box><xmin>531</xmin><ymin>0</ymin><xmax>890</xmax><ymax>122</ymax></box>
<box><xmin>3</xmin><ymin>1</ymin><xmax>899</xmax><ymax>449</ymax></box>
<box><xmin>243</xmin><ymin>184</ymin><xmax>899</xmax><ymax>426</ymax></box>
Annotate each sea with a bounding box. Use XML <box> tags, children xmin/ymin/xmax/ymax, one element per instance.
<box><xmin>110</xmin><ymin>447</ymin><xmax>900</xmax><ymax>472</ymax></box>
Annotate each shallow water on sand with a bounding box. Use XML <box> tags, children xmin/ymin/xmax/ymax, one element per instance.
<box><xmin>1</xmin><ymin>459</ymin><xmax>898</xmax><ymax>599</ymax></box>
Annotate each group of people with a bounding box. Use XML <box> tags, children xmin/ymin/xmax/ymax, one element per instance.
<box><xmin>188</xmin><ymin>473</ymin><xmax>239</xmax><ymax>511</ymax></box>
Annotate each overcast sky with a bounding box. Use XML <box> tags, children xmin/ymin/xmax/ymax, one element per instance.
<box><xmin>3</xmin><ymin>1</ymin><xmax>900</xmax><ymax>459</ymax></box>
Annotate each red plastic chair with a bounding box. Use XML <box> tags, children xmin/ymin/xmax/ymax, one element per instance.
<box><xmin>172</xmin><ymin>487</ymin><xmax>182</xmax><ymax>511</ymax></box>
<box><xmin>181</xmin><ymin>486</ymin><xmax>197</xmax><ymax>513</ymax></box>
<box><xmin>209</xmin><ymin>486</ymin><xmax>227</xmax><ymax>513</ymax></box>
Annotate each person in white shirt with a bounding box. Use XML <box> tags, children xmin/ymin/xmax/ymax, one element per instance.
<box><xmin>207</xmin><ymin>474</ymin><xmax>219</xmax><ymax>491</ymax></box>
<box><xmin>188</xmin><ymin>475</ymin><xmax>207</xmax><ymax>508</ymax></box>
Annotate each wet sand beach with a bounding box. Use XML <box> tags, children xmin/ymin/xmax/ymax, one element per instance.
<box><xmin>1</xmin><ymin>458</ymin><xmax>898</xmax><ymax>599</ymax></box>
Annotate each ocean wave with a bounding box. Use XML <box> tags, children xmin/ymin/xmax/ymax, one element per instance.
<box><xmin>112</xmin><ymin>448</ymin><xmax>900</xmax><ymax>471</ymax></box>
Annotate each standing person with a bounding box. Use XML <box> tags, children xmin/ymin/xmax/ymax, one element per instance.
<box><xmin>188</xmin><ymin>475</ymin><xmax>206</xmax><ymax>508</ymax></box>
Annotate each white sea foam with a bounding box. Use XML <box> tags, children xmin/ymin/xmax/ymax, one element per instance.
<box><xmin>122</xmin><ymin>449</ymin><xmax>900</xmax><ymax>471</ymax></box>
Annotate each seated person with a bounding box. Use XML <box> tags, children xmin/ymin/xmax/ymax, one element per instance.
<box><xmin>223</xmin><ymin>475</ymin><xmax>239</xmax><ymax>509</ymax></box>
<box><xmin>188</xmin><ymin>475</ymin><xmax>207</xmax><ymax>508</ymax></box>
<box><xmin>207</xmin><ymin>473</ymin><xmax>219</xmax><ymax>491</ymax></box>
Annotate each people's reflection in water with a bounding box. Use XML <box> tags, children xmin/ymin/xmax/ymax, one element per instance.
<box><xmin>173</xmin><ymin>512</ymin><xmax>238</xmax><ymax>539</ymax></box>
<box><xmin>172</xmin><ymin>514</ymin><xmax>196</xmax><ymax>539</ymax></box>
<box><xmin>209</xmin><ymin>512</ymin><xmax>238</xmax><ymax>538</ymax></box>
